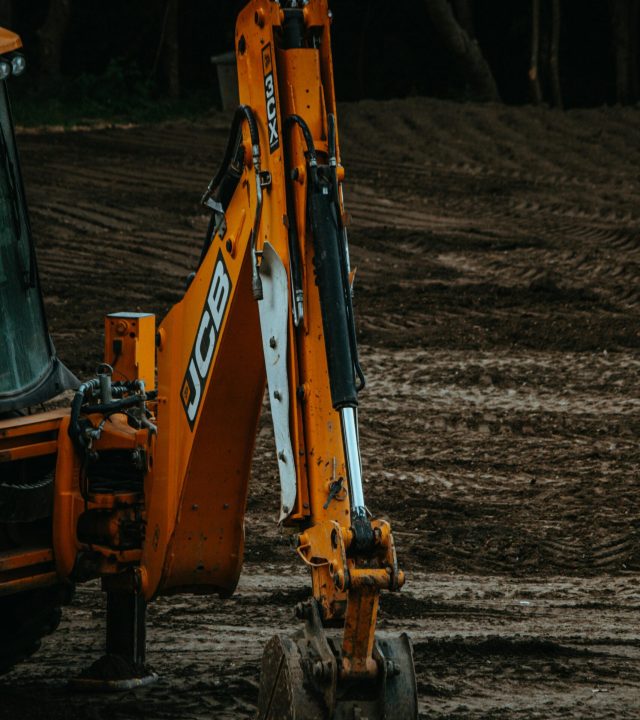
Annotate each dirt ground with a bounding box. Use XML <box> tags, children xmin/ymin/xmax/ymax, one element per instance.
<box><xmin>1</xmin><ymin>97</ymin><xmax>640</xmax><ymax>718</ymax></box>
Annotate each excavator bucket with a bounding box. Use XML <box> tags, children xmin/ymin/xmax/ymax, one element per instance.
<box><xmin>256</xmin><ymin>602</ymin><xmax>418</xmax><ymax>720</ymax></box>
<box><xmin>257</xmin><ymin>633</ymin><xmax>418</xmax><ymax>720</ymax></box>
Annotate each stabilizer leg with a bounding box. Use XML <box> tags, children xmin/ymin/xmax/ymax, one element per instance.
<box><xmin>70</xmin><ymin>576</ymin><xmax>158</xmax><ymax>691</ymax></box>
<box><xmin>105</xmin><ymin>587</ymin><xmax>147</xmax><ymax>666</ymax></box>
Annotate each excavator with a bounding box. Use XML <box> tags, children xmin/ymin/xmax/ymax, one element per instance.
<box><xmin>0</xmin><ymin>1</ymin><xmax>418</xmax><ymax>717</ymax></box>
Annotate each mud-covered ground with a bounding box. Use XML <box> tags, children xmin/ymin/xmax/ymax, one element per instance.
<box><xmin>1</xmin><ymin>98</ymin><xmax>640</xmax><ymax>718</ymax></box>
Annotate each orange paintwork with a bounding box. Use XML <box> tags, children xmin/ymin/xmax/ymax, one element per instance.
<box><xmin>104</xmin><ymin>313</ymin><xmax>156</xmax><ymax>390</ymax></box>
<box><xmin>0</xmin><ymin>27</ymin><xmax>21</xmax><ymax>56</ymax></box>
<box><xmin>0</xmin><ymin>572</ymin><xmax>58</xmax><ymax>598</ymax></box>
<box><xmin>137</xmin><ymin>0</ymin><xmax>354</xmax><ymax>602</ymax></box>
<box><xmin>0</xmin><ymin>411</ymin><xmax>66</xmax><ymax>590</ymax></box>
<box><xmin>135</xmin><ymin>0</ymin><xmax>404</xmax><ymax>680</ymax></box>
<box><xmin>0</xmin><ymin>547</ymin><xmax>56</xmax><ymax>597</ymax></box>
<box><xmin>0</xmin><ymin>411</ymin><xmax>64</xmax><ymax>461</ymax></box>
<box><xmin>52</xmin><ymin>412</ymin><xmax>148</xmax><ymax>580</ymax></box>
<box><xmin>52</xmin><ymin>416</ymin><xmax>83</xmax><ymax>579</ymax></box>
<box><xmin>141</xmin><ymin>243</ymin><xmax>265</xmax><ymax>598</ymax></box>
<box><xmin>0</xmin><ymin>547</ymin><xmax>53</xmax><ymax>574</ymax></box>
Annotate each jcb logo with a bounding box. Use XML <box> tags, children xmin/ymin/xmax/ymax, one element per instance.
<box><xmin>262</xmin><ymin>44</ymin><xmax>279</xmax><ymax>153</ymax></box>
<box><xmin>181</xmin><ymin>251</ymin><xmax>231</xmax><ymax>429</ymax></box>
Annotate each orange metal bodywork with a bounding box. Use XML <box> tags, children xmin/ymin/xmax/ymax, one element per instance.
<box><xmin>104</xmin><ymin>313</ymin><xmax>156</xmax><ymax>390</ymax></box>
<box><xmin>0</xmin><ymin>410</ymin><xmax>64</xmax><ymax>462</ymax></box>
<box><xmin>52</xmin><ymin>412</ymin><xmax>147</xmax><ymax>580</ymax></box>
<box><xmin>137</xmin><ymin>0</ymin><xmax>356</xmax><ymax>605</ymax></box>
<box><xmin>0</xmin><ymin>547</ymin><xmax>56</xmax><ymax>597</ymax></box>
<box><xmin>0</xmin><ymin>27</ymin><xmax>21</xmax><ymax>55</ymax></box>
<box><xmin>0</xmin><ymin>412</ymin><xmax>64</xmax><ymax>594</ymax></box>
<box><xmin>141</xmin><ymin>243</ymin><xmax>265</xmax><ymax>597</ymax></box>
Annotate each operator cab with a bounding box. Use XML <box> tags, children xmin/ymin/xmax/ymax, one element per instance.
<box><xmin>0</xmin><ymin>28</ymin><xmax>77</xmax><ymax>415</ymax></box>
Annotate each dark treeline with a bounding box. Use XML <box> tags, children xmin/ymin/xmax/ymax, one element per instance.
<box><xmin>1</xmin><ymin>0</ymin><xmax>639</xmax><ymax>109</ymax></box>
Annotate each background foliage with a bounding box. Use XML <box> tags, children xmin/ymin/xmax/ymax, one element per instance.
<box><xmin>1</xmin><ymin>0</ymin><xmax>638</xmax><ymax>125</ymax></box>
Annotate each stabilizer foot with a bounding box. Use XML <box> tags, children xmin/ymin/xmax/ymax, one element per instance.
<box><xmin>69</xmin><ymin>653</ymin><xmax>158</xmax><ymax>692</ymax></box>
<box><xmin>71</xmin><ymin>583</ymin><xmax>157</xmax><ymax>692</ymax></box>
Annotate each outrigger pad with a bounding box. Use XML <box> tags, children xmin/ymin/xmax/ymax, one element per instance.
<box><xmin>256</xmin><ymin>632</ymin><xmax>418</xmax><ymax>720</ymax></box>
<box><xmin>69</xmin><ymin>653</ymin><xmax>158</xmax><ymax>692</ymax></box>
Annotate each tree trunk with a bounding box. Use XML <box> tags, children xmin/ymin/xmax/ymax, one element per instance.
<box><xmin>37</xmin><ymin>0</ymin><xmax>72</xmax><ymax>80</ymax></box>
<box><xmin>424</xmin><ymin>0</ymin><xmax>500</xmax><ymax>102</ymax></box>
<box><xmin>451</xmin><ymin>0</ymin><xmax>475</xmax><ymax>38</ymax></box>
<box><xmin>357</xmin><ymin>2</ymin><xmax>372</xmax><ymax>99</ymax></box>
<box><xmin>611</xmin><ymin>0</ymin><xmax>630</xmax><ymax>103</ymax></box>
<box><xmin>162</xmin><ymin>0</ymin><xmax>180</xmax><ymax>99</ymax></box>
<box><xmin>0</xmin><ymin>0</ymin><xmax>12</xmax><ymax>28</ymax></box>
<box><xmin>529</xmin><ymin>0</ymin><xmax>542</xmax><ymax>104</ymax></box>
<box><xmin>628</xmin><ymin>0</ymin><xmax>639</xmax><ymax>101</ymax></box>
<box><xmin>549</xmin><ymin>0</ymin><xmax>562</xmax><ymax>108</ymax></box>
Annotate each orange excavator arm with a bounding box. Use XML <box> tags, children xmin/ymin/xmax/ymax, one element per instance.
<box><xmin>47</xmin><ymin>0</ymin><xmax>417</xmax><ymax>714</ymax></box>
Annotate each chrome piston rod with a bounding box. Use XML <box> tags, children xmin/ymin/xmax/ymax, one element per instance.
<box><xmin>340</xmin><ymin>406</ymin><xmax>366</xmax><ymax>517</ymax></box>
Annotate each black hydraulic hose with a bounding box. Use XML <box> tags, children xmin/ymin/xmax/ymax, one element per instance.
<box><xmin>198</xmin><ymin>138</ymin><xmax>243</xmax><ymax>268</ymax></box>
<box><xmin>202</xmin><ymin>105</ymin><xmax>259</xmax><ymax>204</ymax></box>
<box><xmin>68</xmin><ymin>379</ymin><xmax>155</xmax><ymax>454</ymax></box>
<box><xmin>199</xmin><ymin>105</ymin><xmax>262</xmax><ymax>273</ymax></box>
<box><xmin>69</xmin><ymin>378</ymin><xmax>100</xmax><ymax>452</ymax></box>
<box><xmin>243</xmin><ymin>105</ymin><xmax>265</xmax><ymax>300</ymax></box>
<box><xmin>284</xmin><ymin>115</ymin><xmax>318</xmax><ymax>168</ymax></box>
<box><xmin>281</xmin><ymin>115</ymin><xmax>312</xmax><ymax>324</ymax></box>
<box><xmin>81</xmin><ymin>395</ymin><xmax>144</xmax><ymax>415</ymax></box>
<box><xmin>238</xmin><ymin>104</ymin><xmax>260</xmax><ymax>147</ymax></box>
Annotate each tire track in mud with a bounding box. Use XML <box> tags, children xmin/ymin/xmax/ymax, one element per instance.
<box><xmin>1</xmin><ymin>571</ymin><xmax>639</xmax><ymax>720</ymax></box>
<box><xmin>358</xmin><ymin>346</ymin><xmax>640</xmax><ymax>577</ymax></box>
<box><xmin>5</xmin><ymin>98</ymin><xmax>640</xmax><ymax>718</ymax></box>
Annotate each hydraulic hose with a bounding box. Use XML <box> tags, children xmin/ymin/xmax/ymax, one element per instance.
<box><xmin>199</xmin><ymin>105</ymin><xmax>264</xmax><ymax>300</ymax></box>
<box><xmin>284</xmin><ymin>114</ymin><xmax>318</xmax><ymax>168</ymax></box>
<box><xmin>68</xmin><ymin>378</ymin><xmax>154</xmax><ymax>454</ymax></box>
<box><xmin>201</xmin><ymin>105</ymin><xmax>259</xmax><ymax>207</ymax></box>
<box><xmin>69</xmin><ymin>378</ymin><xmax>100</xmax><ymax>453</ymax></box>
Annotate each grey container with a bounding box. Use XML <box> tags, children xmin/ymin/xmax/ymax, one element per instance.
<box><xmin>211</xmin><ymin>51</ymin><xmax>239</xmax><ymax>111</ymax></box>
